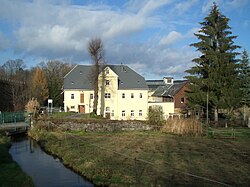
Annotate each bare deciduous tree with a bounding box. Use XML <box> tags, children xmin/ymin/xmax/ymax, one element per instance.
<box><xmin>88</xmin><ymin>38</ymin><xmax>104</xmax><ymax>115</ymax></box>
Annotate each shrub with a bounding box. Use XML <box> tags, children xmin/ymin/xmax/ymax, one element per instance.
<box><xmin>147</xmin><ymin>107</ymin><xmax>165</xmax><ymax>130</ymax></box>
<box><xmin>161</xmin><ymin>118</ymin><xmax>203</xmax><ymax>136</ymax></box>
<box><xmin>25</xmin><ymin>98</ymin><xmax>40</xmax><ymax>116</ymax></box>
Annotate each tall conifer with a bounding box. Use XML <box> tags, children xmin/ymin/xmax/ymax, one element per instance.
<box><xmin>186</xmin><ymin>3</ymin><xmax>241</xmax><ymax>121</ymax></box>
<box><xmin>240</xmin><ymin>49</ymin><xmax>250</xmax><ymax>105</ymax></box>
<box><xmin>239</xmin><ymin>49</ymin><xmax>250</xmax><ymax>121</ymax></box>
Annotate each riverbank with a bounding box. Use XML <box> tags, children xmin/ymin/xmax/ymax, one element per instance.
<box><xmin>0</xmin><ymin>133</ymin><xmax>34</xmax><ymax>187</ymax></box>
<box><xmin>29</xmin><ymin>125</ymin><xmax>250</xmax><ymax>186</ymax></box>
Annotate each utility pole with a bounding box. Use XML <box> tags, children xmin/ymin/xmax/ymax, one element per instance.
<box><xmin>206</xmin><ymin>91</ymin><xmax>209</xmax><ymax>124</ymax></box>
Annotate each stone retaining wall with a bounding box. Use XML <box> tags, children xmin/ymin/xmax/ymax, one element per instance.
<box><xmin>35</xmin><ymin>120</ymin><xmax>152</xmax><ymax>132</ymax></box>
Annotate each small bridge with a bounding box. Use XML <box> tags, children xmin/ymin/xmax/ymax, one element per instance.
<box><xmin>0</xmin><ymin>112</ymin><xmax>30</xmax><ymax>136</ymax></box>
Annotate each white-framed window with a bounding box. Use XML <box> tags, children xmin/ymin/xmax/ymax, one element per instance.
<box><xmin>70</xmin><ymin>106</ymin><xmax>75</xmax><ymax>109</ymax></box>
<box><xmin>122</xmin><ymin>110</ymin><xmax>125</xmax><ymax>117</ymax></box>
<box><xmin>122</xmin><ymin>93</ymin><xmax>125</xmax><ymax>98</ymax></box>
<box><xmin>139</xmin><ymin>110</ymin><xmax>142</xmax><ymax>116</ymax></box>
<box><xmin>105</xmin><ymin>93</ymin><xmax>111</xmax><ymax>98</ymax></box>
<box><xmin>106</xmin><ymin>107</ymin><xmax>110</xmax><ymax>112</ymax></box>
<box><xmin>111</xmin><ymin>110</ymin><xmax>114</xmax><ymax>117</ymax></box>
<box><xmin>90</xmin><ymin>94</ymin><xmax>93</xmax><ymax>99</ymax></box>
<box><xmin>139</xmin><ymin>93</ymin><xmax>142</xmax><ymax>98</ymax></box>
<box><xmin>106</xmin><ymin>68</ymin><xmax>109</xmax><ymax>74</ymax></box>
<box><xmin>131</xmin><ymin>93</ymin><xmax>134</xmax><ymax>98</ymax></box>
<box><xmin>106</xmin><ymin>80</ymin><xmax>110</xmax><ymax>86</ymax></box>
<box><xmin>71</xmin><ymin>94</ymin><xmax>74</xmax><ymax>99</ymax></box>
<box><xmin>181</xmin><ymin>98</ymin><xmax>185</xmax><ymax>103</ymax></box>
<box><xmin>131</xmin><ymin>110</ymin><xmax>134</xmax><ymax>117</ymax></box>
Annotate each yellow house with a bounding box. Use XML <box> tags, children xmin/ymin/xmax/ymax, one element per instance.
<box><xmin>63</xmin><ymin>65</ymin><xmax>148</xmax><ymax>120</ymax></box>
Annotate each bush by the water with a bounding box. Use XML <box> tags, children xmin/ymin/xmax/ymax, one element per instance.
<box><xmin>25</xmin><ymin>98</ymin><xmax>40</xmax><ymax>117</ymax></box>
<box><xmin>161</xmin><ymin>118</ymin><xmax>202</xmax><ymax>135</ymax></box>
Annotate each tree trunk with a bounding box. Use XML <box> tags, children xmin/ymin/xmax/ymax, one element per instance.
<box><xmin>214</xmin><ymin>107</ymin><xmax>218</xmax><ymax>122</ymax></box>
<box><xmin>243</xmin><ymin>104</ymin><xmax>246</xmax><ymax>122</ymax></box>
<box><xmin>88</xmin><ymin>38</ymin><xmax>104</xmax><ymax>115</ymax></box>
<box><xmin>93</xmin><ymin>82</ymin><xmax>98</xmax><ymax>115</ymax></box>
<box><xmin>100</xmin><ymin>69</ymin><xmax>105</xmax><ymax>117</ymax></box>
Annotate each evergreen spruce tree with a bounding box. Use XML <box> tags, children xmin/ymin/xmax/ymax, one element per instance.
<box><xmin>239</xmin><ymin>49</ymin><xmax>250</xmax><ymax>121</ymax></box>
<box><xmin>186</xmin><ymin>3</ymin><xmax>241</xmax><ymax>122</ymax></box>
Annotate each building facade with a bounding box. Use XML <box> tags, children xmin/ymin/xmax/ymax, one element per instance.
<box><xmin>64</xmin><ymin>65</ymin><xmax>188</xmax><ymax>120</ymax></box>
<box><xmin>63</xmin><ymin>65</ymin><xmax>148</xmax><ymax>120</ymax></box>
<box><xmin>146</xmin><ymin>77</ymin><xmax>189</xmax><ymax>118</ymax></box>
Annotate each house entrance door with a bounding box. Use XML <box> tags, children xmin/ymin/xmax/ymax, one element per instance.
<box><xmin>105</xmin><ymin>112</ymin><xmax>111</xmax><ymax>119</ymax></box>
<box><xmin>79</xmin><ymin>105</ymin><xmax>85</xmax><ymax>113</ymax></box>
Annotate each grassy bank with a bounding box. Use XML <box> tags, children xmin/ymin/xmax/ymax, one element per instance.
<box><xmin>0</xmin><ymin>133</ymin><xmax>34</xmax><ymax>187</ymax></box>
<box><xmin>29</xmin><ymin>126</ymin><xmax>250</xmax><ymax>186</ymax></box>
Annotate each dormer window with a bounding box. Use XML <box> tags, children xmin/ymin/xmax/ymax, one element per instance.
<box><xmin>71</xmin><ymin>81</ymin><xmax>74</xmax><ymax>84</ymax></box>
<box><xmin>80</xmin><ymin>71</ymin><xmax>83</xmax><ymax>74</ymax></box>
<box><xmin>163</xmin><ymin>77</ymin><xmax>173</xmax><ymax>84</ymax></box>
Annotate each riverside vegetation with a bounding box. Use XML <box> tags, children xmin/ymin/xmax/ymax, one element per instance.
<box><xmin>0</xmin><ymin>132</ymin><xmax>34</xmax><ymax>187</ymax></box>
<box><xmin>28</xmin><ymin>119</ymin><xmax>250</xmax><ymax>186</ymax></box>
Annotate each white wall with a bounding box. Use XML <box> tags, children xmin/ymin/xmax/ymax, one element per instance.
<box><xmin>117</xmin><ymin>90</ymin><xmax>148</xmax><ymax>120</ymax></box>
<box><xmin>148</xmin><ymin>102</ymin><xmax>174</xmax><ymax>119</ymax></box>
<box><xmin>64</xmin><ymin>90</ymin><xmax>94</xmax><ymax>113</ymax></box>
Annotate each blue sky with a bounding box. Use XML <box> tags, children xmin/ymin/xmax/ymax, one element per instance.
<box><xmin>0</xmin><ymin>0</ymin><xmax>249</xmax><ymax>79</ymax></box>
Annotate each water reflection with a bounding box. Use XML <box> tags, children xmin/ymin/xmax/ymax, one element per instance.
<box><xmin>9</xmin><ymin>136</ymin><xmax>94</xmax><ymax>187</ymax></box>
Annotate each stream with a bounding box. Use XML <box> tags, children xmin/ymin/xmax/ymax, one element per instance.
<box><xmin>9</xmin><ymin>136</ymin><xmax>94</xmax><ymax>187</ymax></box>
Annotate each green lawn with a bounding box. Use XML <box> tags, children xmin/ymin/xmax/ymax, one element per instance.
<box><xmin>0</xmin><ymin>133</ymin><xmax>34</xmax><ymax>187</ymax></box>
<box><xmin>49</xmin><ymin>112</ymin><xmax>103</xmax><ymax>120</ymax></box>
<box><xmin>29</xmin><ymin>126</ymin><xmax>250</xmax><ymax>186</ymax></box>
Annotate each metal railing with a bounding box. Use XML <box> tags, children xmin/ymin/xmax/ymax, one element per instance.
<box><xmin>0</xmin><ymin>112</ymin><xmax>26</xmax><ymax>124</ymax></box>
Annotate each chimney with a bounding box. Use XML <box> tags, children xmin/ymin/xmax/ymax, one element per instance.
<box><xmin>120</xmin><ymin>64</ymin><xmax>126</xmax><ymax>72</ymax></box>
<box><xmin>163</xmin><ymin>77</ymin><xmax>173</xmax><ymax>84</ymax></box>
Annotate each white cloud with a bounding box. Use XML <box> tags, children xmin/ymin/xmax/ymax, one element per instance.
<box><xmin>105</xmin><ymin>40</ymin><xmax>196</xmax><ymax>79</ymax></box>
<box><xmin>138</xmin><ymin>0</ymin><xmax>172</xmax><ymax>16</ymax></box>
<box><xmin>172</xmin><ymin>0</ymin><xmax>198</xmax><ymax>15</ymax></box>
<box><xmin>159</xmin><ymin>31</ymin><xmax>183</xmax><ymax>46</ymax></box>
<box><xmin>3</xmin><ymin>0</ymin><xmax>248</xmax><ymax>79</ymax></box>
<box><xmin>1</xmin><ymin>0</ymin><xmax>170</xmax><ymax>58</ymax></box>
<box><xmin>0</xmin><ymin>0</ymin><xmax>200</xmax><ymax>78</ymax></box>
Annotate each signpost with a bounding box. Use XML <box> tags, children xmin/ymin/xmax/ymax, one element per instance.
<box><xmin>48</xmin><ymin>99</ymin><xmax>53</xmax><ymax>114</ymax></box>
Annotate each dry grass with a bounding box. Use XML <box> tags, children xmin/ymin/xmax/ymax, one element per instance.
<box><xmin>25</xmin><ymin>98</ymin><xmax>40</xmax><ymax>114</ymax></box>
<box><xmin>161</xmin><ymin>118</ymin><xmax>203</xmax><ymax>136</ymax></box>
<box><xmin>29</xmin><ymin>126</ymin><xmax>250</xmax><ymax>186</ymax></box>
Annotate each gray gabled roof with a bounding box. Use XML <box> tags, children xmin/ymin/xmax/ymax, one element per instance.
<box><xmin>107</xmin><ymin>65</ymin><xmax>148</xmax><ymax>90</ymax></box>
<box><xmin>146</xmin><ymin>80</ymin><xmax>188</xmax><ymax>97</ymax></box>
<box><xmin>64</xmin><ymin>64</ymin><xmax>148</xmax><ymax>90</ymax></box>
<box><xmin>64</xmin><ymin>65</ymin><xmax>93</xmax><ymax>90</ymax></box>
<box><xmin>146</xmin><ymin>80</ymin><xmax>165</xmax><ymax>91</ymax></box>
